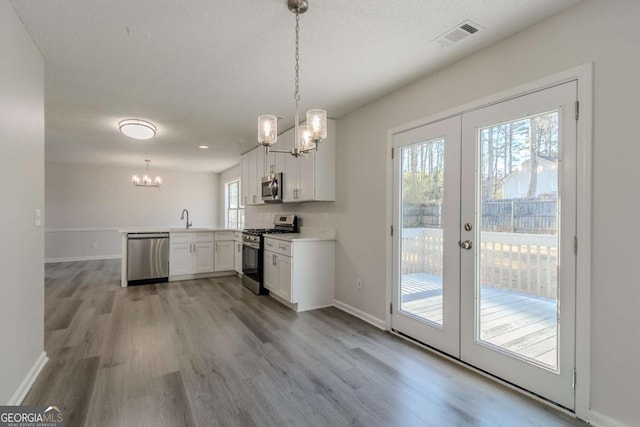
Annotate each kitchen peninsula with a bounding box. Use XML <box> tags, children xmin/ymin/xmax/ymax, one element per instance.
<box><xmin>119</xmin><ymin>227</ymin><xmax>241</xmax><ymax>287</ymax></box>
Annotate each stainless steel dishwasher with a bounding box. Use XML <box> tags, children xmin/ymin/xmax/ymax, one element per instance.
<box><xmin>127</xmin><ymin>232</ymin><xmax>170</xmax><ymax>285</ymax></box>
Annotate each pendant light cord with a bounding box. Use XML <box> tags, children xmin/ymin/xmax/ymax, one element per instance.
<box><xmin>293</xmin><ymin>9</ymin><xmax>301</xmax><ymax>149</ymax></box>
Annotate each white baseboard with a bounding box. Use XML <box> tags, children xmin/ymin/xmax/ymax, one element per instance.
<box><xmin>45</xmin><ymin>254</ymin><xmax>121</xmax><ymax>263</ymax></box>
<box><xmin>333</xmin><ymin>299</ymin><xmax>387</xmax><ymax>330</ymax></box>
<box><xmin>7</xmin><ymin>351</ymin><xmax>48</xmax><ymax>405</ymax></box>
<box><xmin>588</xmin><ymin>410</ymin><xmax>630</xmax><ymax>427</ymax></box>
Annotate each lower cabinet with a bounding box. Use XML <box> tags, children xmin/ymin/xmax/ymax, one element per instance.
<box><xmin>214</xmin><ymin>240</ymin><xmax>234</xmax><ymax>272</ymax></box>
<box><xmin>234</xmin><ymin>240</ymin><xmax>243</xmax><ymax>274</ymax></box>
<box><xmin>263</xmin><ymin>250</ymin><xmax>292</xmax><ymax>301</ymax></box>
<box><xmin>169</xmin><ymin>231</ymin><xmax>237</xmax><ymax>277</ymax></box>
<box><xmin>263</xmin><ymin>237</ymin><xmax>334</xmax><ymax>312</ymax></box>
<box><xmin>194</xmin><ymin>242</ymin><xmax>214</xmax><ymax>273</ymax></box>
<box><xmin>169</xmin><ymin>243</ymin><xmax>193</xmax><ymax>276</ymax></box>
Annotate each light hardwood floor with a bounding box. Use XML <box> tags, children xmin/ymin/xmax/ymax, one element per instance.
<box><xmin>25</xmin><ymin>260</ymin><xmax>586</xmax><ymax>426</ymax></box>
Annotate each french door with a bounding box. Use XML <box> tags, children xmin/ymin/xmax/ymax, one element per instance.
<box><xmin>392</xmin><ymin>81</ymin><xmax>577</xmax><ymax>409</ymax></box>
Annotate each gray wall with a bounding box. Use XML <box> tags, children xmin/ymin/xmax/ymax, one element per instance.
<box><xmin>0</xmin><ymin>1</ymin><xmax>45</xmax><ymax>404</ymax></box>
<box><xmin>247</xmin><ymin>0</ymin><xmax>640</xmax><ymax>424</ymax></box>
<box><xmin>45</xmin><ymin>163</ymin><xmax>220</xmax><ymax>261</ymax></box>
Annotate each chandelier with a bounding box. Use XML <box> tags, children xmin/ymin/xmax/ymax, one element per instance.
<box><xmin>132</xmin><ymin>159</ymin><xmax>162</xmax><ymax>187</ymax></box>
<box><xmin>257</xmin><ymin>0</ymin><xmax>327</xmax><ymax>158</ymax></box>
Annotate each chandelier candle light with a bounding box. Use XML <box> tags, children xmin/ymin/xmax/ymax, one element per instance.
<box><xmin>132</xmin><ymin>159</ymin><xmax>162</xmax><ymax>187</ymax></box>
<box><xmin>257</xmin><ymin>0</ymin><xmax>328</xmax><ymax>158</ymax></box>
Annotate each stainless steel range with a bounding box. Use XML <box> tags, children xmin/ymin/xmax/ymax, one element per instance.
<box><xmin>242</xmin><ymin>214</ymin><xmax>298</xmax><ymax>295</ymax></box>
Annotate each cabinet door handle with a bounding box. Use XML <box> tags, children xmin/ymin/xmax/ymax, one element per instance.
<box><xmin>279</xmin><ymin>245</ymin><xmax>287</xmax><ymax>250</ymax></box>
<box><xmin>273</xmin><ymin>254</ymin><xmax>276</xmax><ymax>265</ymax></box>
<box><xmin>216</xmin><ymin>243</ymin><xmax>218</xmax><ymax>252</ymax></box>
<box><xmin>237</xmin><ymin>244</ymin><xmax>241</xmax><ymax>253</ymax></box>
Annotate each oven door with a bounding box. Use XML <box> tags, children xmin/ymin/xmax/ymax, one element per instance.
<box><xmin>242</xmin><ymin>242</ymin><xmax>263</xmax><ymax>294</ymax></box>
<box><xmin>261</xmin><ymin>173</ymin><xmax>282</xmax><ymax>202</ymax></box>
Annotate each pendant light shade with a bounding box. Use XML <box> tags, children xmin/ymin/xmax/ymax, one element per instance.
<box><xmin>258</xmin><ymin>115</ymin><xmax>278</xmax><ymax>146</ymax></box>
<box><xmin>307</xmin><ymin>109</ymin><xmax>327</xmax><ymax>142</ymax></box>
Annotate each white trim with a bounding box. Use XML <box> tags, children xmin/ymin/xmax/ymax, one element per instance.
<box><xmin>574</xmin><ymin>62</ymin><xmax>593</xmax><ymax>421</ymax></box>
<box><xmin>390</xmin><ymin>331</ymin><xmax>581</xmax><ymax>420</ymax></box>
<box><xmin>45</xmin><ymin>227</ymin><xmax>119</xmax><ymax>233</ymax></box>
<box><xmin>385</xmin><ymin>63</ymin><xmax>593</xmax><ymax>416</ymax></box>
<box><xmin>7</xmin><ymin>351</ymin><xmax>48</xmax><ymax>405</ymax></box>
<box><xmin>333</xmin><ymin>299</ymin><xmax>387</xmax><ymax>330</ymax></box>
<box><xmin>45</xmin><ymin>254</ymin><xmax>121</xmax><ymax>263</ymax></box>
<box><xmin>587</xmin><ymin>410</ymin><xmax>630</xmax><ymax>427</ymax></box>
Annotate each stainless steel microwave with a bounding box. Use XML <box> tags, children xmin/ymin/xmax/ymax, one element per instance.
<box><xmin>261</xmin><ymin>172</ymin><xmax>283</xmax><ymax>202</ymax></box>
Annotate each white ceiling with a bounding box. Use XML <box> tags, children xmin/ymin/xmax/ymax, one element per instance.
<box><xmin>11</xmin><ymin>0</ymin><xmax>580</xmax><ymax>173</ymax></box>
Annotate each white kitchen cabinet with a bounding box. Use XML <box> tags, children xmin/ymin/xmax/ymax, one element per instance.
<box><xmin>263</xmin><ymin>249</ymin><xmax>292</xmax><ymax>301</ymax></box>
<box><xmin>169</xmin><ymin>243</ymin><xmax>193</xmax><ymax>276</ymax></box>
<box><xmin>263</xmin><ymin>236</ymin><xmax>334</xmax><ymax>312</ymax></box>
<box><xmin>241</xmin><ymin>146</ymin><xmax>266</xmax><ymax>205</ymax></box>
<box><xmin>241</xmin><ymin>152</ymin><xmax>251</xmax><ymax>206</ymax></box>
<box><xmin>214</xmin><ymin>241</ymin><xmax>235</xmax><ymax>272</ymax></box>
<box><xmin>214</xmin><ymin>231</ymin><xmax>236</xmax><ymax>272</ymax></box>
<box><xmin>234</xmin><ymin>241</ymin><xmax>243</xmax><ymax>274</ymax></box>
<box><xmin>194</xmin><ymin>242</ymin><xmax>214</xmax><ymax>273</ymax></box>
<box><xmin>278</xmin><ymin>254</ymin><xmax>292</xmax><ymax>301</ymax></box>
<box><xmin>170</xmin><ymin>232</ymin><xmax>215</xmax><ymax>276</ymax></box>
<box><xmin>263</xmin><ymin>251</ymin><xmax>278</xmax><ymax>292</ymax></box>
<box><xmin>234</xmin><ymin>232</ymin><xmax>243</xmax><ymax>275</ymax></box>
<box><xmin>282</xmin><ymin>118</ymin><xmax>336</xmax><ymax>202</ymax></box>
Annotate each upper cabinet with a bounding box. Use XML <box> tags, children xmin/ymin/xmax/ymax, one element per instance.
<box><xmin>241</xmin><ymin>147</ymin><xmax>265</xmax><ymax>206</ymax></box>
<box><xmin>241</xmin><ymin>118</ymin><xmax>335</xmax><ymax>205</ymax></box>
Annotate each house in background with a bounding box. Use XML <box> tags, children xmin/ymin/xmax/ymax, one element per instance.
<box><xmin>502</xmin><ymin>156</ymin><xmax>558</xmax><ymax>199</ymax></box>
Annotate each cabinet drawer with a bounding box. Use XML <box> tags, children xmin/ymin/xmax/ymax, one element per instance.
<box><xmin>194</xmin><ymin>232</ymin><xmax>214</xmax><ymax>242</ymax></box>
<box><xmin>215</xmin><ymin>231</ymin><xmax>235</xmax><ymax>241</ymax></box>
<box><xmin>265</xmin><ymin>238</ymin><xmax>291</xmax><ymax>257</ymax></box>
<box><xmin>170</xmin><ymin>233</ymin><xmax>192</xmax><ymax>244</ymax></box>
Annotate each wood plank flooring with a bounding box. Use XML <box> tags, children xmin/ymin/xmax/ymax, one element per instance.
<box><xmin>25</xmin><ymin>260</ymin><xmax>586</xmax><ymax>426</ymax></box>
<box><xmin>402</xmin><ymin>273</ymin><xmax>558</xmax><ymax>367</ymax></box>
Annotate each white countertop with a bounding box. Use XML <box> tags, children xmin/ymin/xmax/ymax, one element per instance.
<box><xmin>119</xmin><ymin>227</ymin><xmax>240</xmax><ymax>234</ymax></box>
<box><xmin>263</xmin><ymin>233</ymin><xmax>336</xmax><ymax>242</ymax></box>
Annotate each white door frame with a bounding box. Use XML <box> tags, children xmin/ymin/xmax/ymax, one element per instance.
<box><xmin>385</xmin><ymin>63</ymin><xmax>593</xmax><ymax>420</ymax></box>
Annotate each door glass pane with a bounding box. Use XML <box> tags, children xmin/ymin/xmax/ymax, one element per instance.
<box><xmin>477</xmin><ymin>111</ymin><xmax>559</xmax><ymax>370</ymax></box>
<box><xmin>400</xmin><ymin>138</ymin><xmax>445</xmax><ymax>326</ymax></box>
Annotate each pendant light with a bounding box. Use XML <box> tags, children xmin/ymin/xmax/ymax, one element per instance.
<box><xmin>132</xmin><ymin>159</ymin><xmax>162</xmax><ymax>187</ymax></box>
<box><xmin>257</xmin><ymin>0</ymin><xmax>328</xmax><ymax>158</ymax></box>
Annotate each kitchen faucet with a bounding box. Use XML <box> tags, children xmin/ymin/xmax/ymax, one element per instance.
<box><xmin>180</xmin><ymin>209</ymin><xmax>192</xmax><ymax>229</ymax></box>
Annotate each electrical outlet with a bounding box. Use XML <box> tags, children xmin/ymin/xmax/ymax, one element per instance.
<box><xmin>91</xmin><ymin>241</ymin><xmax>98</xmax><ymax>249</ymax></box>
<box><xmin>356</xmin><ymin>279</ymin><xmax>363</xmax><ymax>290</ymax></box>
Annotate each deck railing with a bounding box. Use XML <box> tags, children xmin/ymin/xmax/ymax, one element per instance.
<box><xmin>401</xmin><ymin>228</ymin><xmax>557</xmax><ymax>298</ymax></box>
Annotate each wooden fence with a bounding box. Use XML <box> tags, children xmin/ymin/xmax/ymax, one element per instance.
<box><xmin>403</xmin><ymin>198</ymin><xmax>557</xmax><ymax>234</ymax></box>
<box><xmin>401</xmin><ymin>228</ymin><xmax>557</xmax><ymax>298</ymax></box>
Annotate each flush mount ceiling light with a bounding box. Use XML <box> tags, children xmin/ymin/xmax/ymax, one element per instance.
<box><xmin>199</xmin><ymin>145</ymin><xmax>209</xmax><ymax>149</ymax></box>
<box><xmin>118</xmin><ymin>119</ymin><xmax>157</xmax><ymax>140</ymax></box>
<box><xmin>257</xmin><ymin>0</ymin><xmax>328</xmax><ymax>158</ymax></box>
<box><xmin>132</xmin><ymin>159</ymin><xmax>162</xmax><ymax>188</ymax></box>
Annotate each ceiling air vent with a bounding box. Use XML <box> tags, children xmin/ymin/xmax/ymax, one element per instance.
<box><xmin>433</xmin><ymin>20</ymin><xmax>482</xmax><ymax>48</ymax></box>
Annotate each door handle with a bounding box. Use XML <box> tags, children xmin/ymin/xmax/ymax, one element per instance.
<box><xmin>459</xmin><ymin>240</ymin><xmax>473</xmax><ymax>250</ymax></box>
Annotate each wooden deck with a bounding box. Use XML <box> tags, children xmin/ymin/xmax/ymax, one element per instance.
<box><xmin>401</xmin><ymin>273</ymin><xmax>558</xmax><ymax>368</ymax></box>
